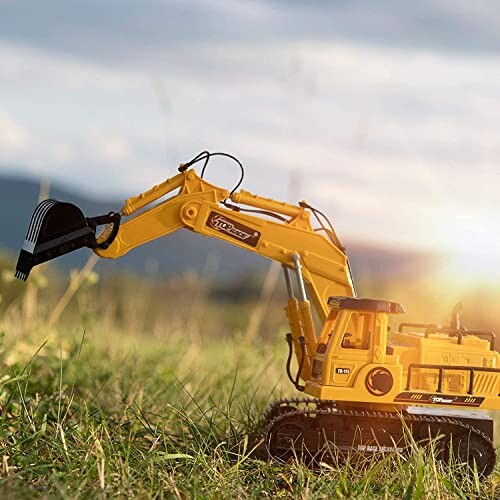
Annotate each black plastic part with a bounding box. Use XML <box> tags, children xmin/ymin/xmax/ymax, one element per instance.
<box><xmin>15</xmin><ymin>200</ymin><xmax>96</xmax><ymax>281</ymax></box>
<box><xmin>328</xmin><ymin>296</ymin><xmax>406</xmax><ymax>314</ymax></box>
<box><xmin>87</xmin><ymin>212</ymin><xmax>121</xmax><ymax>250</ymax></box>
<box><xmin>316</xmin><ymin>343</ymin><xmax>327</xmax><ymax>354</ymax></box>
<box><xmin>294</xmin><ymin>337</ymin><xmax>306</xmax><ymax>392</ymax></box>
<box><xmin>284</xmin><ymin>333</ymin><xmax>306</xmax><ymax>392</ymax></box>
<box><xmin>14</xmin><ymin>199</ymin><xmax>121</xmax><ymax>281</ymax></box>
<box><xmin>408</xmin><ymin>407</ymin><xmax>494</xmax><ymax>442</ymax></box>
<box><xmin>285</xmin><ymin>333</ymin><xmax>295</xmax><ymax>386</ymax></box>
<box><xmin>264</xmin><ymin>400</ymin><xmax>497</xmax><ymax>476</ymax></box>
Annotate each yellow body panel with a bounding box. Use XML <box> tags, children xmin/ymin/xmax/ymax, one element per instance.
<box><xmin>310</xmin><ymin>307</ymin><xmax>500</xmax><ymax>411</ymax></box>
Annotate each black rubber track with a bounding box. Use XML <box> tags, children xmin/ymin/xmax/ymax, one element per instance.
<box><xmin>260</xmin><ymin>398</ymin><xmax>497</xmax><ymax>477</ymax></box>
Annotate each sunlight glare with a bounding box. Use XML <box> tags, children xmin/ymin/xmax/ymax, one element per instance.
<box><xmin>436</xmin><ymin>218</ymin><xmax>500</xmax><ymax>283</ymax></box>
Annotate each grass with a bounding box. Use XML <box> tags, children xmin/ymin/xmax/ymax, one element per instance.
<box><xmin>0</xmin><ymin>324</ymin><xmax>498</xmax><ymax>499</ymax></box>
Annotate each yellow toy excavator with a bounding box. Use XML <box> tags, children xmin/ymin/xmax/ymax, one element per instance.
<box><xmin>15</xmin><ymin>152</ymin><xmax>500</xmax><ymax>475</ymax></box>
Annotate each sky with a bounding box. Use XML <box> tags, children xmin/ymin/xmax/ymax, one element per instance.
<box><xmin>0</xmin><ymin>0</ymin><xmax>499</xmax><ymax>263</ymax></box>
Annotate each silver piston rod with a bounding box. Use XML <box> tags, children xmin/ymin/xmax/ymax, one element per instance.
<box><xmin>292</xmin><ymin>253</ymin><xmax>307</xmax><ymax>302</ymax></box>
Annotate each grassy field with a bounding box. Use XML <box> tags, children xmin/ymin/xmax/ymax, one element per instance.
<box><xmin>0</xmin><ymin>255</ymin><xmax>499</xmax><ymax>498</ymax></box>
<box><xmin>0</xmin><ymin>322</ymin><xmax>497</xmax><ymax>498</ymax></box>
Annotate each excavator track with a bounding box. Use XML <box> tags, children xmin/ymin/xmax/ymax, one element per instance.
<box><xmin>261</xmin><ymin>398</ymin><xmax>497</xmax><ymax>476</ymax></box>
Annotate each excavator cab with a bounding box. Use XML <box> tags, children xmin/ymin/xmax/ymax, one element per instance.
<box><xmin>308</xmin><ymin>297</ymin><xmax>405</xmax><ymax>398</ymax></box>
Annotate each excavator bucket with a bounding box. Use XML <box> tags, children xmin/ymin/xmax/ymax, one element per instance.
<box><xmin>15</xmin><ymin>199</ymin><xmax>98</xmax><ymax>281</ymax></box>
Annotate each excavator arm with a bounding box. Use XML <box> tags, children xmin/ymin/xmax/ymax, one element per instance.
<box><xmin>95</xmin><ymin>168</ymin><xmax>355</xmax><ymax>320</ymax></box>
<box><xmin>15</xmin><ymin>157</ymin><xmax>356</xmax><ymax>381</ymax></box>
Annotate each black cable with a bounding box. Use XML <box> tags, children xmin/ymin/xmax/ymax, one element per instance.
<box><xmin>294</xmin><ymin>337</ymin><xmax>306</xmax><ymax>392</ymax></box>
<box><xmin>311</xmin><ymin>208</ymin><xmax>330</xmax><ymax>235</ymax></box>
<box><xmin>179</xmin><ymin>151</ymin><xmax>245</xmax><ymax>196</ymax></box>
<box><xmin>285</xmin><ymin>333</ymin><xmax>296</xmax><ymax>386</ymax></box>
<box><xmin>179</xmin><ymin>150</ymin><xmax>291</xmax><ymax>223</ymax></box>
<box><xmin>204</xmin><ymin>152</ymin><xmax>245</xmax><ymax>195</ymax></box>
<box><xmin>196</xmin><ymin>151</ymin><xmax>211</xmax><ymax>173</ymax></box>
<box><xmin>310</xmin><ymin>205</ymin><xmax>337</xmax><ymax>240</ymax></box>
<box><xmin>300</xmin><ymin>200</ymin><xmax>343</xmax><ymax>249</ymax></box>
<box><xmin>300</xmin><ymin>201</ymin><xmax>357</xmax><ymax>295</ymax></box>
<box><xmin>178</xmin><ymin>150</ymin><xmax>209</xmax><ymax>173</ymax></box>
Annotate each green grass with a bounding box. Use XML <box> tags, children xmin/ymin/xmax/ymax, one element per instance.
<box><xmin>0</xmin><ymin>325</ymin><xmax>498</xmax><ymax>499</ymax></box>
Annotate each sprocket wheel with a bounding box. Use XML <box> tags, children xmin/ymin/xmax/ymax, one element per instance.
<box><xmin>267</xmin><ymin>415</ymin><xmax>310</xmax><ymax>462</ymax></box>
<box><xmin>450</xmin><ymin>433</ymin><xmax>496</xmax><ymax>477</ymax></box>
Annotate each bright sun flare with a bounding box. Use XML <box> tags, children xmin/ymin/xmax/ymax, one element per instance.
<box><xmin>436</xmin><ymin>220</ymin><xmax>500</xmax><ymax>283</ymax></box>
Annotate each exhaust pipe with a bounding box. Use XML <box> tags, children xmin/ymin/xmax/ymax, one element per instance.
<box><xmin>15</xmin><ymin>199</ymin><xmax>120</xmax><ymax>281</ymax></box>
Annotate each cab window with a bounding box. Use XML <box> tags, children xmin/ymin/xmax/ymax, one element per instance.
<box><xmin>341</xmin><ymin>312</ymin><xmax>372</xmax><ymax>350</ymax></box>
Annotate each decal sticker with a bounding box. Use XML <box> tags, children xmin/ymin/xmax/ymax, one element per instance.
<box><xmin>206</xmin><ymin>212</ymin><xmax>261</xmax><ymax>247</ymax></box>
<box><xmin>429</xmin><ymin>395</ymin><xmax>455</xmax><ymax>404</ymax></box>
<box><xmin>357</xmin><ymin>444</ymin><xmax>404</xmax><ymax>453</ymax></box>
<box><xmin>394</xmin><ymin>392</ymin><xmax>484</xmax><ymax>407</ymax></box>
<box><xmin>365</xmin><ymin>367</ymin><xmax>393</xmax><ymax>396</ymax></box>
<box><xmin>336</xmin><ymin>367</ymin><xmax>351</xmax><ymax>375</ymax></box>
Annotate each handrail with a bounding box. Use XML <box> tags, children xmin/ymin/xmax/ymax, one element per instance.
<box><xmin>439</xmin><ymin>328</ymin><xmax>496</xmax><ymax>348</ymax></box>
<box><xmin>405</xmin><ymin>363</ymin><xmax>500</xmax><ymax>395</ymax></box>
<box><xmin>398</xmin><ymin>323</ymin><xmax>440</xmax><ymax>337</ymax></box>
<box><xmin>397</xmin><ymin>323</ymin><xmax>496</xmax><ymax>349</ymax></box>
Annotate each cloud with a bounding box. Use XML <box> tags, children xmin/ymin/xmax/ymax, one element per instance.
<box><xmin>0</xmin><ymin>4</ymin><xmax>498</xmax><ymax>251</ymax></box>
<box><xmin>264</xmin><ymin>0</ymin><xmax>500</xmax><ymax>54</ymax></box>
<box><xmin>49</xmin><ymin>143</ymin><xmax>74</xmax><ymax>164</ymax></box>
<box><xmin>0</xmin><ymin>0</ymin><xmax>500</xmax><ymax>73</ymax></box>
<box><xmin>0</xmin><ymin>112</ymin><xmax>30</xmax><ymax>153</ymax></box>
<box><xmin>89</xmin><ymin>134</ymin><xmax>131</xmax><ymax>163</ymax></box>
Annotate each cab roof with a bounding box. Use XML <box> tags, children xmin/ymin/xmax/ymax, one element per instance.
<box><xmin>328</xmin><ymin>296</ymin><xmax>406</xmax><ymax>314</ymax></box>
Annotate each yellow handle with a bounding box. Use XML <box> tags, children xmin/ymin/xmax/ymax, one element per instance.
<box><xmin>121</xmin><ymin>172</ymin><xmax>185</xmax><ymax>216</ymax></box>
<box><xmin>231</xmin><ymin>189</ymin><xmax>302</xmax><ymax>218</ymax></box>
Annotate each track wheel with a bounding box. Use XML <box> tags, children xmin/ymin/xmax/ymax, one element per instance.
<box><xmin>267</xmin><ymin>415</ymin><xmax>310</xmax><ymax>462</ymax></box>
<box><xmin>450</xmin><ymin>433</ymin><xmax>496</xmax><ymax>477</ymax></box>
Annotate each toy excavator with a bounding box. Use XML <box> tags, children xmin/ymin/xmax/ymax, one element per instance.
<box><xmin>15</xmin><ymin>152</ymin><xmax>500</xmax><ymax>475</ymax></box>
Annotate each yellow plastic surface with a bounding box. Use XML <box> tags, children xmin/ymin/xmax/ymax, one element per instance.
<box><xmin>96</xmin><ymin>169</ymin><xmax>355</xmax><ymax>321</ymax></box>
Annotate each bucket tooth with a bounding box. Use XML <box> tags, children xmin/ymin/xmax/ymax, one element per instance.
<box><xmin>14</xmin><ymin>269</ymin><xmax>28</xmax><ymax>282</ymax></box>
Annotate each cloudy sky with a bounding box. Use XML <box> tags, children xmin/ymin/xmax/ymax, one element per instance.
<box><xmin>1</xmin><ymin>0</ymin><xmax>499</xmax><ymax>262</ymax></box>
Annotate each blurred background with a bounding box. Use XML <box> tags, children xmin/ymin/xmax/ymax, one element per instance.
<box><xmin>0</xmin><ymin>1</ymin><xmax>499</xmax><ymax>339</ymax></box>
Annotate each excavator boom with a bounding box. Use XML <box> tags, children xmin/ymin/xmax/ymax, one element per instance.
<box><xmin>96</xmin><ymin>168</ymin><xmax>355</xmax><ymax>320</ymax></box>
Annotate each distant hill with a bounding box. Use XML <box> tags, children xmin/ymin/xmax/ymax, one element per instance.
<box><xmin>0</xmin><ymin>174</ymin><xmax>440</xmax><ymax>283</ymax></box>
